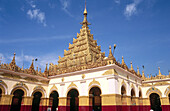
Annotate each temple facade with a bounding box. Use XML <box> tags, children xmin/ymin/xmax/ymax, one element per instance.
<box><xmin>0</xmin><ymin>4</ymin><xmax>170</xmax><ymax>111</ymax></box>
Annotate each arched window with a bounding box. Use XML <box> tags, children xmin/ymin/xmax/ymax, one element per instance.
<box><xmin>10</xmin><ymin>89</ymin><xmax>24</xmax><ymax>111</ymax></box>
<box><xmin>121</xmin><ymin>85</ymin><xmax>126</xmax><ymax>96</ymax></box>
<box><xmin>49</xmin><ymin>91</ymin><xmax>59</xmax><ymax>111</ymax></box>
<box><xmin>32</xmin><ymin>91</ymin><xmax>42</xmax><ymax>111</ymax></box>
<box><xmin>89</xmin><ymin>87</ymin><xmax>101</xmax><ymax>111</ymax></box>
<box><xmin>67</xmin><ymin>89</ymin><xmax>79</xmax><ymax>111</ymax></box>
<box><xmin>149</xmin><ymin>93</ymin><xmax>162</xmax><ymax>111</ymax></box>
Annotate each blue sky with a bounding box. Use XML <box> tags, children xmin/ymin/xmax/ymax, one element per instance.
<box><xmin>0</xmin><ymin>0</ymin><xmax>170</xmax><ymax>76</ymax></box>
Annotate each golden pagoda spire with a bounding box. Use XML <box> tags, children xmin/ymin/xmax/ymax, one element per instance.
<box><xmin>130</xmin><ymin>61</ymin><xmax>134</xmax><ymax>70</ymax></box>
<box><xmin>142</xmin><ymin>70</ymin><xmax>145</xmax><ymax>80</ymax></box>
<box><xmin>108</xmin><ymin>45</ymin><xmax>113</xmax><ymax>58</ymax></box>
<box><xmin>9</xmin><ymin>52</ymin><xmax>17</xmax><ymax>71</ymax></box>
<box><xmin>121</xmin><ymin>56</ymin><xmax>128</xmax><ymax>70</ymax></box>
<box><xmin>10</xmin><ymin>52</ymin><xmax>16</xmax><ymax>66</ymax></box>
<box><xmin>30</xmin><ymin>59</ymin><xmax>34</xmax><ymax>69</ymax></box>
<box><xmin>81</xmin><ymin>0</ymin><xmax>90</xmax><ymax>26</ymax></box>
<box><xmin>84</xmin><ymin>0</ymin><xmax>87</xmax><ymax>14</ymax></box>
<box><xmin>44</xmin><ymin>63</ymin><xmax>48</xmax><ymax>77</ymax></box>
<box><xmin>122</xmin><ymin>56</ymin><xmax>125</xmax><ymax>65</ymax></box>
<box><xmin>137</xmin><ymin>66</ymin><xmax>140</xmax><ymax>75</ymax></box>
<box><xmin>158</xmin><ymin>67</ymin><xmax>162</xmax><ymax>75</ymax></box>
<box><xmin>28</xmin><ymin>59</ymin><xmax>36</xmax><ymax>74</ymax></box>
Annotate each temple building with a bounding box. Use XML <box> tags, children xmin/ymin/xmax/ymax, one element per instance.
<box><xmin>0</xmin><ymin>3</ymin><xmax>170</xmax><ymax>111</ymax></box>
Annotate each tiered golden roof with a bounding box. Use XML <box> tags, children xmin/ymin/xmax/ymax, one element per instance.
<box><xmin>1</xmin><ymin>3</ymin><xmax>164</xmax><ymax>80</ymax></box>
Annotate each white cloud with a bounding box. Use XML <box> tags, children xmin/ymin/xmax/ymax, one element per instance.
<box><xmin>115</xmin><ymin>0</ymin><xmax>120</xmax><ymax>4</ymax></box>
<box><xmin>27</xmin><ymin>9</ymin><xmax>46</xmax><ymax>26</ymax></box>
<box><xmin>124</xmin><ymin>3</ymin><xmax>137</xmax><ymax>17</ymax></box>
<box><xmin>59</xmin><ymin>0</ymin><xmax>73</xmax><ymax>17</ymax></box>
<box><xmin>26</xmin><ymin>0</ymin><xmax>46</xmax><ymax>26</ymax></box>
<box><xmin>124</xmin><ymin>0</ymin><xmax>142</xmax><ymax>18</ymax></box>
<box><xmin>0</xmin><ymin>53</ymin><xmax>7</xmax><ymax>63</ymax></box>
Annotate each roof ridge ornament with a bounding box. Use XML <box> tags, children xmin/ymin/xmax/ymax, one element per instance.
<box><xmin>158</xmin><ymin>67</ymin><xmax>162</xmax><ymax>75</ymax></box>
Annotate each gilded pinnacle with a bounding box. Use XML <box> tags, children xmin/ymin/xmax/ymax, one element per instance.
<box><xmin>122</xmin><ymin>56</ymin><xmax>125</xmax><ymax>64</ymax></box>
<box><xmin>130</xmin><ymin>61</ymin><xmax>134</xmax><ymax>70</ymax></box>
<box><xmin>158</xmin><ymin>67</ymin><xmax>162</xmax><ymax>75</ymax></box>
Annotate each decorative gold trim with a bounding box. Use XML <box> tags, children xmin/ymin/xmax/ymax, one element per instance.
<box><xmin>82</xmin><ymin>74</ymin><xmax>85</xmax><ymax>79</ymax></box>
<box><xmin>11</xmin><ymin>86</ymin><xmax>27</xmax><ymax>96</ymax></box>
<box><xmin>142</xmin><ymin>83</ymin><xmax>152</xmax><ymax>87</ymax></box>
<box><xmin>102</xmin><ymin>69</ymin><xmax>118</xmax><ymax>75</ymax></box>
<box><xmin>154</xmin><ymin>82</ymin><xmax>170</xmax><ymax>86</ymax></box>
<box><xmin>50</xmin><ymin>85</ymin><xmax>58</xmax><ymax>94</ymax></box>
<box><xmin>121</xmin><ymin>80</ymin><xmax>126</xmax><ymax>88</ymax></box>
<box><xmin>32</xmin><ymin>86</ymin><xmax>46</xmax><ymax>97</ymax></box>
<box><xmin>13</xmin><ymin>82</ymin><xmax>29</xmax><ymax>91</ymax></box>
<box><xmin>89</xmin><ymin>78</ymin><xmax>100</xmax><ymax>87</ymax></box>
<box><xmin>67</xmin><ymin>82</ymin><xmax>77</xmax><ymax>89</ymax></box>
<box><xmin>146</xmin><ymin>87</ymin><xmax>162</xmax><ymax>97</ymax></box>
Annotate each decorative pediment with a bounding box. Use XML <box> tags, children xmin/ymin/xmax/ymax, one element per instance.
<box><xmin>50</xmin><ymin>85</ymin><xmax>58</xmax><ymax>92</ymax></box>
<box><xmin>67</xmin><ymin>82</ymin><xmax>77</xmax><ymax>89</ymax></box>
<box><xmin>89</xmin><ymin>79</ymin><xmax>100</xmax><ymax>87</ymax></box>
<box><xmin>102</xmin><ymin>69</ymin><xmax>118</xmax><ymax>76</ymax></box>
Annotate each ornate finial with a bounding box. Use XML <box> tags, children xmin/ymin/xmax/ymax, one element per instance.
<box><xmin>28</xmin><ymin>58</ymin><xmax>36</xmax><ymax>74</ymax></box>
<box><xmin>81</xmin><ymin>0</ymin><xmax>90</xmax><ymax>26</ymax></box>
<box><xmin>108</xmin><ymin>45</ymin><xmax>113</xmax><ymax>58</ymax></box>
<box><xmin>84</xmin><ymin>0</ymin><xmax>87</xmax><ymax>14</ymax></box>
<box><xmin>44</xmin><ymin>63</ymin><xmax>48</xmax><ymax>77</ymax></box>
<box><xmin>130</xmin><ymin>61</ymin><xmax>134</xmax><ymax>70</ymax></box>
<box><xmin>122</xmin><ymin>56</ymin><xmax>124</xmax><ymax>64</ymax></box>
<box><xmin>137</xmin><ymin>66</ymin><xmax>140</xmax><ymax>75</ymax></box>
<box><xmin>142</xmin><ymin>70</ymin><xmax>145</xmax><ymax>78</ymax></box>
<box><xmin>158</xmin><ymin>67</ymin><xmax>162</xmax><ymax>75</ymax></box>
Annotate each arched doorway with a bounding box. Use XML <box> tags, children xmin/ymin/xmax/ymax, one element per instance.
<box><xmin>32</xmin><ymin>91</ymin><xmax>42</xmax><ymax>111</ymax></box>
<box><xmin>49</xmin><ymin>91</ymin><xmax>59</xmax><ymax>111</ymax></box>
<box><xmin>10</xmin><ymin>89</ymin><xmax>24</xmax><ymax>111</ymax></box>
<box><xmin>131</xmin><ymin>88</ymin><xmax>136</xmax><ymax>105</ymax></box>
<box><xmin>121</xmin><ymin>85</ymin><xmax>126</xmax><ymax>105</ymax></box>
<box><xmin>67</xmin><ymin>89</ymin><xmax>79</xmax><ymax>111</ymax></box>
<box><xmin>139</xmin><ymin>90</ymin><xmax>143</xmax><ymax>105</ymax></box>
<box><xmin>149</xmin><ymin>93</ymin><xmax>162</xmax><ymax>111</ymax></box>
<box><xmin>139</xmin><ymin>90</ymin><xmax>142</xmax><ymax>98</ymax></box>
<box><xmin>89</xmin><ymin>87</ymin><xmax>101</xmax><ymax>111</ymax></box>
